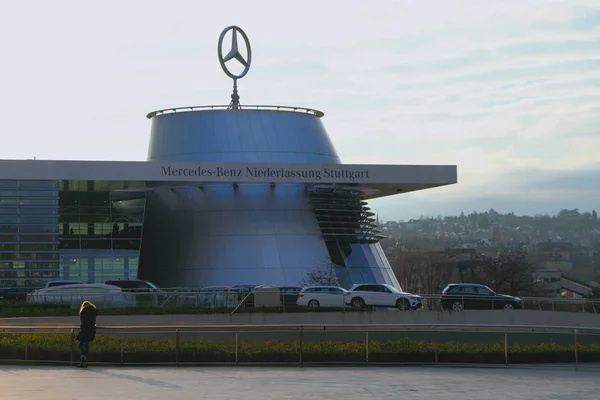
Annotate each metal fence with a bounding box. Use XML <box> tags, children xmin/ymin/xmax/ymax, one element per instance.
<box><xmin>417</xmin><ymin>294</ymin><xmax>600</xmax><ymax>313</ymax></box>
<box><xmin>25</xmin><ymin>290</ymin><xmax>241</xmax><ymax>309</ymax></box>
<box><xmin>0</xmin><ymin>323</ymin><xmax>598</xmax><ymax>367</ymax></box>
<box><xmin>21</xmin><ymin>290</ymin><xmax>600</xmax><ymax>313</ymax></box>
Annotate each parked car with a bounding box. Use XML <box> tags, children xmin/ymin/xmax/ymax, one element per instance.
<box><xmin>105</xmin><ymin>279</ymin><xmax>161</xmax><ymax>306</ymax></box>
<box><xmin>44</xmin><ymin>280</ymin><xmax>85</xmax><ymax>288</ymax></box>
<box><xmin>345</xmin><ymin>283</ymin><xmax>422</xmax><ymax>311</ymax></box>
<box><xmin>105</xmin><ymin>279</ymin><xmax>161</xmax><ymax>292</ymax></box>
<box><xmin>27</xmin><ymin>283</ymin><xmax>130</xmax><ymax>307</ymax></box>
<box><xmin>233</xmin><ymin>285</ymin><xmax>257</xmax><ymax>307</ymax></box>
<box><xmin>440</xmin><ymin>283</ymin><xmax>523</xmax><ymax>311</ymax></box>
<box><xmin>0</xmin><ymin>286</ymin><xmax>41</xmax><ymax>301</ymax></box>
<box><xmin>280</xmin><ymin>286</ymin><xmax>302</xmax><ymax>307</ymax></box>
<box><xmin>297</xmin><ymin>286</ymin><xmax>349</xmax><ymax>309</ymax></box>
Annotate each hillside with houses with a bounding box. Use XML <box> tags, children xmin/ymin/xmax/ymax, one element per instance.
<box><xmin>379</xmin><ymin>209</ymin><xmax>600</xmax><ymax>297</ymax></box>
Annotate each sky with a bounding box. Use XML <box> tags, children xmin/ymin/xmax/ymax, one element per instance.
<box><xmin>1</xmin><ymin>0</ymin><xmax>599</xmax><ymax>221</ymax></box>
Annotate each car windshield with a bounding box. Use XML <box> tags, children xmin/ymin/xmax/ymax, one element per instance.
<box><xmin>146</xmin><ymin>281</ymin><xmax>159</xmax><ymax>289</ymax></box>
<box><xmin>386</xmin><ymin>285</ymin><xmax>402</xmax><ymax>294</ymax></box>
<box><xmin>482</xmin><ymin>286</ymin><xmax>495</xmax><ymax>294</ymax></box>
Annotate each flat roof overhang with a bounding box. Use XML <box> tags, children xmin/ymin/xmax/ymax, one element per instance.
<box><xmin>0</xmin><ymin>159</ymin><xmax>457</xmax><ymax>200</ymax></box>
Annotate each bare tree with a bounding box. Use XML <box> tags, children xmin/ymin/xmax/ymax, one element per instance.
<box><xmin>389</xmin><ymin>252</ymin><xmax>422</xmax><ymax>293</ymax></box>
<box><xmin>418</xmin><ymin>252</ymin><xmax>456</xmax><ymax>294</ymax></box>
<box><xmin>301</xmin><ymin>260</ymin><xmax>340</xmax><ymax>287</ymax></box>
<box><xmin>474</xmin><ymin>249</ymin><xmax>537</xmax><ymax>296</ymax></box>
<box><xmin>390</xmin><ymin>251</ymin><xmax>456</xmax><ymax>294</ymax></box>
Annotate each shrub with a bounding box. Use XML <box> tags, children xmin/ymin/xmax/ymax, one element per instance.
<box><xmin>0</xmin><ymin>333</ymin><xmax>598</xmax><ymax>365</ymax></box>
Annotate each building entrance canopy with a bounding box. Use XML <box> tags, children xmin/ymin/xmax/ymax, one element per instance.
<box><xmin>0</xmin><ymin>160</ymin><xmax>456</xmax><ymax>200</ymax></box>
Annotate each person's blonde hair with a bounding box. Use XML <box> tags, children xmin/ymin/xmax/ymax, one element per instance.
<box><xmin>79</xmin><ymin>300</ymin><xmax>97</xmax><ymax>314</ymax></box>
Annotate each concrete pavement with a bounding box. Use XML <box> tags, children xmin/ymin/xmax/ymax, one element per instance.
<box><xmin>1</xmin><ymin>365</ymin><xmax>599</xmax><ymax>400</ymax></box>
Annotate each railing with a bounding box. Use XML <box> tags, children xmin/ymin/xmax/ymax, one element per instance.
<box><xmin>0</xmin><ymin>323</ymin><xmax>598</xmax><ymax>367</ymax></box>
<box><xmin>416</xmin><ymin>293</ymin><xmax>600</xmax><ymax>313</ymax></box>
<box><xmin>146</xmin><ymin>105</ymin><xmax>325</xmax><ymax>119</ymax></box>
<box><xmin>20</xmin><ymin>290</ymin><xmax>600</xmax><ymax>313</ymax></box>
<box><xmin>25</xmin><ymin>290</ymin><xmax>240</xmax><ymax>309</ymax></box>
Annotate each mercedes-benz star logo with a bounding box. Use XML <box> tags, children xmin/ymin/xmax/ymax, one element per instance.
<box><xmin>218</xmin><ymin>26</ymin><xmax>252</xmax><ymax>80</ymax></box>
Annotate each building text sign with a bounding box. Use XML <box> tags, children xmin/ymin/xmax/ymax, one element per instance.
<box><xmin>0</xmin><ymin>159</ymin><xmax>456</xmax><ymax>185</ymax></box>
<box><xmin>160</xmin><ymin>164</ymin><xmax>370</xmax><ymax>181</ymax></box>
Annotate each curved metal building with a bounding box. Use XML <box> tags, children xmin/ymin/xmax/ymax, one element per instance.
<box><xmin>0</xmin><ymin>26</ymin><xmax>457</xmax><ymax>291</ymax></box>
<box><xmin>138</xmin><ymin>107</ymin><xmax>400</xmax><ymax>289</ymax></box>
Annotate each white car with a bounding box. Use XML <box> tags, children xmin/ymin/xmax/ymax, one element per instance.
<box><xmin>345</xmin><ymin>283</ymin><xmax>422</xmax><ymax>311</ymax></box>
<box><xmin>296</xmin><ymin>286</ymin><xmax>349</xmax><ymax>309</ymax></box>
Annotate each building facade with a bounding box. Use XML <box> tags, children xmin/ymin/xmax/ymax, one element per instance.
<box><xmin>0</xmin><ymin>105</ymin><xmax>458</xmax><ymax>292</ymax></box>
<box><xmin>1</xmin><ymin>26</ymin><xmax>458</xmax><ymax>291</ymax></box>
<box><xmin>0</xmin><ymin>179</ymin><xmax>148</xmax><ymax>288</ymax></box>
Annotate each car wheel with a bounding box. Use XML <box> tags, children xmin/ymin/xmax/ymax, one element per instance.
<box><xmin>308</xmin><ymin>299</ymin><xmax>320</xmax><ymax>310</ymax></box>
<box><xmin>503</xmin><ymin>303</ymin><xmax>514</xmax><ymax>310</ymax></box>
<box><xmin>452</xmin><ymin>301</ymin><xmax>463</xmax><ymax>312</ymax></box>
<box><xmin>351</xmin><ymin>297</ymin><xmax>365</xmax><ymax>310</ymax></box>
<box><xmin>396</xmin><ymin>298</ymin><xmax>409</xmax><ymax>311</ymax></box>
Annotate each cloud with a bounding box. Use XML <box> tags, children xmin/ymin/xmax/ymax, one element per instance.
<box><xmin>0</xmin><ymin>0</ymin><xmax>599</xmax><ymax>221</ymax></box>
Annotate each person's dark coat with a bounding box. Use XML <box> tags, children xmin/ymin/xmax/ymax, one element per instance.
<box><xmin>77</xmin><ymin>303</ymin><xmax>98</xmax><ymax>342</ymax></box>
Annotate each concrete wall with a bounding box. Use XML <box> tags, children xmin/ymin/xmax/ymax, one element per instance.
<box><xmin>2</xmin><ymin>310</ymin><xmax>599</xmax><ymax>328</ymax></box>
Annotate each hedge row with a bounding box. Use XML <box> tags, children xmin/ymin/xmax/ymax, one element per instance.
<box><xmin>0</xmin><ymin>333</ymin><xmax>597</xmax><ymax>364</ymax></box>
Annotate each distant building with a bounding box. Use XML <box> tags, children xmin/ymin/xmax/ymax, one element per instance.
<box><xmin>535</xmin><ymin>241</ymin><xmax>573</xmax><ymax>271</ymax></box>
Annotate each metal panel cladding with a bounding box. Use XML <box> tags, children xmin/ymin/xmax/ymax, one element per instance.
<box><xmin>139</xmin><ymin>109</ymin><xmax>400</xmax><ymax>290</ymax></box>
<box><xmin>146</xmin><ymin>110</ymin><xmax>340</xmax><ymax>164</ymax></box>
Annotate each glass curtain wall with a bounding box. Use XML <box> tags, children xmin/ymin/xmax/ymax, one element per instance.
<box><xmin>58</xmin><ymin>180</ymin><xmax>148</xmax><ymax>283</ymax></box>
<box><xmin>0</xmin><ymin>180</ymin><xmax>60</xmax><ymax>288</ymax></box>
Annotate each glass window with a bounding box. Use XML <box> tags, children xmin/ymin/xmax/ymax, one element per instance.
<box><xmin>386</xmin><ymin>285</ymin><xmax>402</xmax><ymax>294</ymax></box>
<box><xmin>18</xmin><ymin>199</ymin><xmax>59</xmax><ymax>206</ymax></box>
<box><xmin>24</xmin><ymin>261</ymin><xmax>59</xmax><ymax>269</ymax></box>
<box><xmin>475</xmin><ymin>286</ymin><xmax>494</xmax><ymax>295</ymax></box>
<box><xmin>0</xmin><ymin>207</ymin><xmax>18</xmax><ymax>215</ymax></box>
<box><xmin>19</xmin><ymin>252</ymin><xmax>59</xmax><ymax>260</ymax></box>
<box><xmin>18</xmin><ymin>216</ymin><xmax>57</xmax><ymax>224</ymax></box>
<box><xmin>325</xmin><ymin>241</ymin><xmax>345</xmax><ymax>266</ymax></box>
<box><xmin>16</xmin><ymin>190</ymin><xmax>59</xmax><ymax>198</ymax></box>
<box><xmin>18</xmin><ymin>234</ymin><xmax>60</xmax><ymax>242</ymax></box>
<box><xmin>19</xmin><ymin>243</ymin><xmax>58</xmax><ymax>251</ymax></box>
<box><xmin>0</xmin><ymin>216</ymin><xmax>18</xmax><ymax>223</ymax></box>
<box><xmin>0</xmin><ymin>226</ymin><xmax>18</xmax><ymax>233</ymax></box>
<box><xmin>60</xmin><ymin>180</ymin><xmax>80</xmax><ymax>191</ymax></box>
<box><xmin>78</xmin><ymin>192</ymin><xmax>110</xmax><ymax>207</ymax></box>
<box><xmin>18</xmin><ymin>225</ymin><xmax>59</xmax><ymax>233</ymax></box>
<box><xmin>0</xmin><ymin>199</ymin><xmax>19</xmax><ymax>206</ymax></box>
<box><xmin>18</xmin><ymin>208</ymin><xmax>58</xmax><ymax>215</ymax></box>
<box><xmin>93</xmin><ymin>181</ymin><xmax>124</xmax><ymax>192</ymax></box>
<box><xmin>0</xmin><ymin>181</ymin><xmax>18</xmax><ymax>189</ymax></box>
<box><xmin>0</xmin><ymin>234</ymin><xmax>18</xmax><ymax>242</ymax></box>
<box><xmin>0</xmin><ymin>252</ymin><xmax>18</xmax><ymax>260</ymax></box>
<box><xmin>19</xmin><ymin>181</ymin><xmax>58</xmax><ymax>188</ymax></box>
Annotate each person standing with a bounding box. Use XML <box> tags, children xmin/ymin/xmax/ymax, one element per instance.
<box><xmin>76</xmin><ymin>300</ymin><xmax>98</xmax><ymax>368</ymax></box>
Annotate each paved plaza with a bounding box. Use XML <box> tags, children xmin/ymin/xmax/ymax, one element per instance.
<box><xmin>1</xmin><ymin>365</ymin><xmax>599</xmax><ymax>399</ymax></box>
